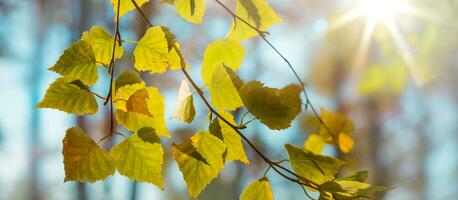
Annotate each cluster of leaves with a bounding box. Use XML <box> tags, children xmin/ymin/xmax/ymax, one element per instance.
<box><xmin>36</xmin><ymin>0</ymin><xmax>388</xmax><ymax>199</ymax></box>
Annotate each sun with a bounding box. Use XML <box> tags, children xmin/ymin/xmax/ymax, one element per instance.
<box><xmin>360</xmin><ymin>0</ymin><xmax>404</xmax><ymax>22</ymax></box>
<box><xmin>328</xmin><ymin>0</ymin><xmax>432</xmax><ymax>86</ymax></box>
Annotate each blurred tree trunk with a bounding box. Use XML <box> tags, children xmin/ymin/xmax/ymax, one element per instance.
<box><xmin>30</xmin><ymin>0</ymin><xmax>46</xmax><ymax>199</ymax></box>
<box><xmin>73</xmin><ymin>0</ymin><xmax>92</xmax><ymax>199</ymax></box>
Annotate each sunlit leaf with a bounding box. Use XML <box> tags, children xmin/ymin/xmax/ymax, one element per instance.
<box><xmin>304</xmin><ymin>134</ymin><xmax>325</xmax><ymax>154</ymax></box>
<box><xmin>114</xmin><ymin>70</ymin><xmax>143</xmax><ymax>92</ymax></box>
<box><xmin>48</xmin><ymin>40</ymin><xmax>97</xmax><ymax>86</ymax></box>
<box><xmin>338</xmin><ymin>132</ymin><xmax>354</xmax><ymax>154</ymax></box>
<box><xmin>319</xmin><ymin>180</ymin><xmax>388</xmax><ymax>200</ymax></box>
<box><xmin>63</xmin><ymin>127</ymin><xmax>115</xmax><ymax>182</ymax></box>
<box><xmin>36</xmin><ymin>78</ymin><xmax>98</xmax><ymax>115</ymax></box>
<box><xmin>111</xmin><ymin>0</ymin><xmax>150</xmax><ymax>20</ymax></box>
<box><xmin>240</xmin><ymin>177</ymin><xmax>274</xmax><ymax>200</ymax></box>
<box><xmin>133</xmin><ymin>26</ymin><xmax>184</xmax><ymax>74</ymax></box>
<box><xmin>201</xmin><ymin>39</ymin><xmax>245</xmax><ymax>86</ymax></box>
<box><xmin>126</xmin><ymin>88</ymin><xmax>154</xmax><ymax>117</ymax></box>
<box><xmin>171</xmin><ymin>80</ymin><xmax>196</xmax><ymax>123</ymax></box>
<box><xmin>285</xmin><ymin>144</ymin><xmax>344</xmax><ymax>185</ymax></box>
<box><xmin>227</xmin><ymin>0</ymin><xmax>282</xmax><ymax>40</ymax></box>
<box><xmin>240</xmin><ymin>81</ymin><xmax>302</xmax><ymax>130</ymax></box>
<box><xmin>209</xmin><ymin>64</ymin><xmax>244</xmax><ymax>111</ymax></box>
<box><xmin>172</xmin><ymin>131</ymin><xmax>226</xmax><ymax>197</ymax></box>
<box><xmin>172</xmin><ymin>0</ymin><xmax>206</xmax><ymax>24</ymax></box>
<box><xmin>209</xmin><ymin>112</ymin><xmax>249</xmax><ymax>164</ymax></box>
<box><xmin>81</xmin><ymin>25</ymin><xmax>124</xmax><ymax>65</ymax></box>
<box><xmin>336</xmin><ymin>171</ymin><xmax>368</xmax><ymax>182</ymax></box>
<box><xmin>109</xmin><ymin>133</ymin><xmax>164</xmax><ymax>189</ymax></box>
<box><xmin>319</xmin><ymin>109</ymin><xmax>355</xmax><ymax>144</ymax></box>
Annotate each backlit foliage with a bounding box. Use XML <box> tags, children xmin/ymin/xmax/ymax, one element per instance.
<box><xmin>36</xmin><ymin>0</ymin><xmax>388</xmax><ymax>198</ymax></box>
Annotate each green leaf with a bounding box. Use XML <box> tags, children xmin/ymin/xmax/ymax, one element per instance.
<box><xmin>202</xmin><ymin>39</ymin><xmax>245</xmax><ymax>86</ymax></box>
<box><xmin>285</xmin><ymin>144</ymin><xmax>344</xmax><ymax>185</ymax></box>
<box><xmin>81</xmin><ymin>25</ymin><xmax>124</xmax><ymax>65</ymax></box>
<box><xmin>319</xmin><ymin>180</ymin><xmax>388</xmax><ymax>200</ymax></box>
<box><xmin>239</xmin><ymin>81</ymin><xmax>302</xmax><ymax>130</ymax></box>
<box><xmin>48</xmin><ymin>40</ymin><xmax>98</xmax><ymax>86</ymax></box>
<box><xmin>111</xmin><ymin>0</ymin><xmax>150</xmax><ymax>20</ymax></box>
<box><xmin>173</xmin><ymin>0</ymin><xmax>206</xmax><ymax>24</ymax></box>
<box><xmin>171</xmin><ymin>80</ymin><xmax>196</xmax><ymax>123</ymax></box>
<box><xmin>36</xmin><ymin>78</ymin><xmax>98</xmax><ymax>115</ymax></box>
<box><xmin>240</xmin><ymin>177</ymin><xmax>275</xmax><ymax>200</ymax></box>
<box><xmin>209</xmin><ymin>112</ymin><xmax>249</xmax><ymax>164</ymax></box>
<box><xmin>209</xmin><ymin>64</ymin><xmax>244</xmax><ymax>111</ymax></box>
<box><xmin>227</xmin><ymin>0</ymin><xmax>282</xmax><ymax>40</ymax></box>
<box><xmin>137</xmin><ymin>127</ymin><xmax>161</xmax><ymax>144</ymax></box>
<box><xmin>172</xmin><ymin>131</ymin><xmax>226</xmax><ymax>197</ymax></box>
<box><xmin>336</xmin><ymin>171</ymin><xmax>368</xmax><ymax>182</ymax></box>
<box><xmin>109</xmin><ymin>133</ymin><xmax>164</xmax><ymax>189</ymax></box>
<box><xmin>114</xmin><ymin>83</ymin><xmax>170</xmax><ymax>138</ymax></box>
<box><xmin>62</xmin><ymin>127</ymin><xmax>115</xmax><ymax>182</ymax></box>
<box><xmin>133</xmin><ymin>26</ymin><xmax>184</xmax><ymax>74</ymax></box>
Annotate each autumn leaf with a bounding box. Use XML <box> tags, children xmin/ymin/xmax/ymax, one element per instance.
<box><xmin>62</xmin><ymin>127</ymin><xmax>115</xmax><ymax>182</ymax></box>
<box><xmin>109</xmin><ymin>133</ymin><xmax>164</xmax><ymax>189</ymax></box>
<box><xmin>48</xmin><ymin>40</ymin><xmax>98</xmax><ymax>86</ymax></box>
<box><xmin>240</xmin><ymin>81</ymin><xmax>302</xmax><ymax>130</ymax></box>
<box><xmin>81</xmin><ymin>25</ymin><xmax>124</xmax><ymax>65</ymax></box>
<box><xmin>240</xmin><ymin>178</ymin><xmax>275</xmax><ymax>200</ymax></box>
<box><xmin>171</xmin><ymin>80</ymin><xmax>196</xmax><ymax>123</ymax></box>
<box><xmin>36</xmin><ymin>78</ymin><xmax>98</xmax><ymax>115</ymax></box>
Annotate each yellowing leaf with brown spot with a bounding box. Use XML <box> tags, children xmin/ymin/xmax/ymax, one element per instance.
<box><xmin>338</xmin><ymin>132</ymin><xmax>354</xmax><ymax>154</ymax></box>
<box><xmin>240</xmin><ymin>178</ymin><xmax>274</xmax><ymax>200</ymax></box>
<box><xmin>111</xmin><ymin>0</ymin><xmax>150</xmax><ymax>20</ymax></box>
<box><xmin>133</xmin><ymin>26</ymin><xmax>184</xmax><ymax>74</ymax></box>
<box><xmin>109</xmin><ymin>133</ymin><xmax>164</xmax><ymax>189</ymax></box>
<box><xmin>126</xmin><ymin>88</ymin><xmax>154</xmax><ymax>117</ymax></box>
<box><xmin>62</xmin><ymin>127</ymin><xmax>115</xmax><ymax>182</ymax></box>
<box><xmin>114</xmin><ymin>83</ymin><xmax>170</xmax><ymax>138</ymax></box>
<box><xmin>36</xmin><ymin>78</ymin><xmax>98</xmax><ymax>115</ymax></box>
<box><xmin>227</xmin><ymin>0</ymin><xmax>282</xmax><ymax>40</ymax></box>
<box><xmin>81</xmin><ymin>25</ymin><xmax>124</xmax><ymax>65</ymax></box>
<box><xmin>172</xmin><ymin>131</ymin><xmax>226</xmax><ymax>197</ymax></box>
<box><xmin>304</xmin><ymin>134</ymin><xmax>325</xmax><ymax>155</ymax></box>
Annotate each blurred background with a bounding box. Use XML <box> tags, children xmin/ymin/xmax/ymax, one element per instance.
<box><xmin>0</xmin><ymin>0</ymin><xmax>457</xmax><ymax>199</ymax></box>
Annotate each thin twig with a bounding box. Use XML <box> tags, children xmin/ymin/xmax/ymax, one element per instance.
<box><xmin>90</xmin><ymin>91</ymin><xmax>106</xmax><ymax>100</ymax></box>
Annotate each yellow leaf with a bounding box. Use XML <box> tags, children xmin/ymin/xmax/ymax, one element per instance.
<box><xmin>48</xmin><ymin>40</ymin><xmax>97</xmax><ymax>86</ymax></box>
<box><xmin>62</xmin><ymin>127</ymin><xmax>115</xmax><ymax>182</ymax></box>
<box><xmin>36</xmin><ymin>78</ymin><xmax>98</xmax><ymax>115</ymax></box>
<box><xmin>114</xmin><ymin>70</ymin><xmax>143</xmax><ymax>92</ymax></box>
<box><xmin>133</xmin><ymin>26</ymin><xmax>184</xmax><ymax>74</ymax></box>
<box><xmin>81</xmin><ymin>25</ymin><xmax>124</xmax><ymax>65</ymax></box>
<box><xmin>209</xmin><ymin>64</ymin><xmax>244</xmax><ymax>111</ymax></box>
<box><xmin>201</xmin><ymin>39</ymin><xmax>245</xmax><ymax>86</ymax></box>
<box><xmin>338</xmin><ymin>132</ymin><xmax>355</xmax><ymax>153</ymax></box>
<box><xmin>240</xmin><ymin>178</ymin><xmax>274</xmax><ymax>200</ymax></box>
<box><xmin>171</xmin><ymin>80</ymin><xmax>196</xmax><ymax>123</ymax></box>
<box><xmin>174</xmin><ymin>0</ymin><xmax>206</xmax><ymax>24</ymax></box>
<box><xmin>126</xmin><ymin>88</ymin><xmax>154</xmax><ymax>117</ymax></box>
<box><xmin>319</xmin><ymin>109</ymin><xmax>355</xmax><ymax>144</ymax></box>
<box><xmin>358</xmin><ymin>64</ymin><xmax>407</xmax><ymax>95</ymax></box>
<box><xmin>227</xmin><ymin>0</ymin><xmax>282</xmax><ymax>40</ymax></box>
<box><xmin>304</xmin><ymin>134</ymin><xmax>325</xmax><ymax>155</ymax></box>
<box><xmin>111</xmin><ymin>0</ymin><xmax>150</xmax><ymax>20</ymax></box>
<box><xmin>209</xmin><ymin>112</ymin><xmax>249</xmax><ymax>164</ymax></box>
<box><xmin>239</xmin><ymin>81</ymin><xmax>302</xmax><ymax>130</ymax></box>
<box><xmin>172</xmin><ymin>131</ymin><xmax>226</xmax><ymax>197</ymax></box>
<box><xmin>109</xmin><ymin>133</ymin><xmax>164</xmax><ymax>189</ymax></box>
<box><xmin>114</xmin><ymin>83</ymin><xmax>170</xmax><ymax>138</ymax></box>
<box><xmin>285</xmin><ymin>144</ymin><xmax>344</xmax><ymax>185</ymax></box>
